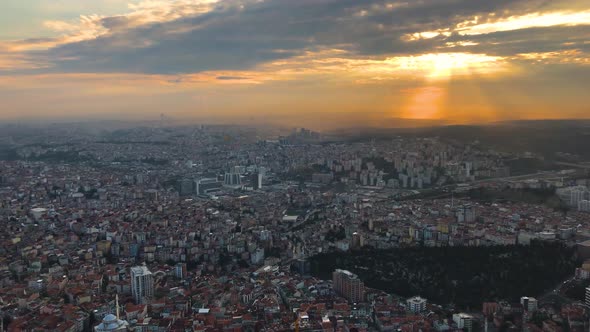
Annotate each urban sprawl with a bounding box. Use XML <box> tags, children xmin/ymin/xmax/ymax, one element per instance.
<box><xmin>1</xmin><ymin>124</ymin><xmax>590</xmax><ymax>332</ymax></box>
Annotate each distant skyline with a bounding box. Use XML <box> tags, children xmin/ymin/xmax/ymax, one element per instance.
<box><xmin>1</xmin><ymin>0</ymin><xmax>589</xmax><ymax>128</ymax></box>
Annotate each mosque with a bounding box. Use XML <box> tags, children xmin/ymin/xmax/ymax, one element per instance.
<box><xmin>94</xmin><ymin>295</ymin><xmax>130</xmax><ymax>332</ymax></box>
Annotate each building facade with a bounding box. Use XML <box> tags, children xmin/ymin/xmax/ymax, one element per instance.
<box><xmin>332</xmin><ymin>269</ymin><xmax>365</xmax><ymax>303</ymax></box>
<box><xmin>131</xmin><ymin>266</ymin><xmax>154</xmax><ymax>304</ymax></box>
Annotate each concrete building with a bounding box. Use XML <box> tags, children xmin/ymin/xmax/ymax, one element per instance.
<box><xmin>351</xmin><ymin>232</ymin><xmax>363</xmax><ymax>250</ymax></box>
<box><xmin>252</xmin><ymin>172</ymin><xmax>263</xmax><ymax>190</ymax></box>
<box><xmin>224</xmin><ymin>172</ymin><xmax>242</xmax><ymax>187</ymax></box>
<box><xmin>520</xmin><ymin>296</ymin><xmax>538</xmax><ymax>312</ymax></box>
<box><xmin>175</xmin><ymin>263</ymin><xmax>187</xmax><ymax>279</ymax></box>
<box><xmin>131</xmin><ymin>266</ymin><xmax>154</xmax><ymax>304</ymax></box>
<box><xmin>178</xmin><ymin>178</ymin><xmax>194</xmax><ymax>196</ymax></box>
<box><xmin>453</xmin><ymin>313</ymin><xmax>473</xmax><ymax>332</ymax></box>
<box><xmin>30</xmin><ymin>207</ymin><xmax>48</xmax><ymax>221</ymax></box>
<box><xmin>571</xmin><ymin>188</ymin><xmax>587</xmax><ymax>207</ymax></box>
<box><xmin>332</xmin><ymin>269</ymin><xmax>365</xmax><ymax>303</ymax></box>
<box><xmin>406</xmin><ymin>296</ymin><xmax>427</xmax><ymax>313</ymax></box>
<box><xmin>456</xmin><ymin>205</ymin><xmax>476</xmax><ymax>223</ymax></box>
<box><xmin>251</xmin><ymin>248</ymin><xmax>265</xmax><ymax>265</ymax></box>
<box><xmin>579</xmin><ymin>200</ymin><xmax>590</xmax><ymax>212</ymax></box>
<box><xmin>195</xmin><ymin>178</ymin><xmax>222</xmax><ymax>195</ymax></box>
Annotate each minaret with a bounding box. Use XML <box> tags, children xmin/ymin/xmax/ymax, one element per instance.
<box><xmin>116</xmin><ymin>294</ymin><xmax>120</xmax><ymax>320</ymax></box>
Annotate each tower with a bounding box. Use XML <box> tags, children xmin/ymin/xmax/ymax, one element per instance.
<box><xmin>252</xmin><ymin>172</ymin><xmax>263</xmax><ymax>190</ymax></box>
<box><xmin>116</xmin><ymin>294</ymin><xmax>120</xmax><ymax>320</ymax></box>
<box><xmin>131</xmin><ymin>266</ymin><xmax>154</xmax><ymax>304</ymax></box>
<box><xmin>94</xmin><ymin>294</ymin><xmax>129</xmax><ymax>331</ymax></box>
<box><xmin>332</xmin><ymin>269</ymin><xmax>365</xmax><ymax>303</ymax></box>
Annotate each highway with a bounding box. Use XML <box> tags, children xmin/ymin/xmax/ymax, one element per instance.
<box><xmin>538</xmin><ymin>275</ymin><xmax>577</xmax><ymax>305</ymax></box>
<box><xmin>413</xmin><ymin>171</ymin><xmax>553</xmax><ymax>194</ymax></box>
<box><xmin>554</xmin><ymin>161</ymin><xmax>590</xmax><ymax>170</ymax></box>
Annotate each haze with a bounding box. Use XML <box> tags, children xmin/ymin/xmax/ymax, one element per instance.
<box><xmin>1</xmin><ymin>0</ymin><xmax>589</xmax><ymax>129</ymax></box>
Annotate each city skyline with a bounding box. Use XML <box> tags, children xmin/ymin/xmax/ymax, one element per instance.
<box><xmin>1</xmin><ymin>0</ymin><xmax>589</xmax><ymax>127</ymax></box>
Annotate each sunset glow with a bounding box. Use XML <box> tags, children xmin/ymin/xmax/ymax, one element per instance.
<box><xmin>0</xmin><ymin>0</ymin><xmax>588</xmax><ymax>127</ymax></box>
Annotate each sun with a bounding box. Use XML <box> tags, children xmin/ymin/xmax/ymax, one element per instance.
<box><xmin>388</xmin><ymin>52</ymin><xmax>507</xmax><ymax>80</ymax></box>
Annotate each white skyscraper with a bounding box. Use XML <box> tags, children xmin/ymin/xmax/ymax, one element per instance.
<box><xmin>131</xmin><ymin>266</ymin><xmax>154</xmax><ymax>304</ymax></box>
<box><xmin>570</xmin><ymin>187</ymin><xmax>588</xmax><ymax>206</ymax></box>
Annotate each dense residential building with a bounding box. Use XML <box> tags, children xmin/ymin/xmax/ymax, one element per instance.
<box><xmin>0</xmin><ymin>124</ymin><xmax>588</xmax><ymax>331</ymax></box>
<box><xmin>520</xmin><ymin>296</ymin><xmax>538</xmax><ymax>312</ymax></box>
<box><xmin>195</xmin><ymin>177</ymin><xmax>222</xmax><ymax>195</ymax></box>
<box><xmin>453</xmin><ymin>313</ymin><xmax>474</xmax><ymax>332</ymax></box>
<box><xmin>333</xmin><ymin>269</ymin><xmax>365</xmax><ymax>303</ymax></box>
<box><xmin>406</xmin><ymin>296</ymin><xmax>427</xmax><ymax>313</ymax></box>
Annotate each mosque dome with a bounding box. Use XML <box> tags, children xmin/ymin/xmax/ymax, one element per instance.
<box><xmin>94</xmin><ymin>313</ymin><xmax>129</xmax><ymax>331</ymax></box>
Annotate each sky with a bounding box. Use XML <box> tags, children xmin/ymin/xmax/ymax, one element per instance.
<box><xmin>0</xmin><ymin>0</ymin><xmax>589</xmax><ymax>129</ymax></box>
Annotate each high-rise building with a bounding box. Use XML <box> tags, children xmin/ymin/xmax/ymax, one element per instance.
<box><xmin>520</xmin><ymin>296</ymin><xmax>538</xmax><ymax>312</ymax></box>
<box><xmin>195</xmin><ymin>178</ymin><xmax>222</xmax><ymax>195</ymax></box>
<box><xmin>224</xmin><ymin>172</ymin><xmax>242</xmax><ymax>187</ymax></box>
<box><xmin>579</xmin><ymin>200</ymin><xmax>590</xmax><ymax>212</ymax></box>
<box><xmin>585</xmin><ymin>287</ymin><xmax>590</xmax><ymax>306</ymax></box>
<box><xmin>406</xmin><ymin>296</ymin><xmax>427</xmax><ymax>313</ymax></box>
<box><xmin>175</xmin><ymin>263</ymin><xmax>187</xmax><ymax>279</ymax></box>
<box><xmin>178</xmin><ymin>178</ymin><xmax>194</xmax><ymax>196</ymax></box>
<box><xmin>252</xmin><ymin>172</ymin><xmax>263</xmax><ymax>190</ymax></box>
<box><xmin>570</xmin><ymin>187</ymin><xmax>588</xmax><ymax>206</ymax></box>
<box><xmin>131</xmin><ymin>266</ymin><xmax>154</xmax><ymax>304</ymax></box>
<box><xmin>453</xmin><ymin>313</ymin><xmax>473</xmax><ymax>332</ymax></box>
<box><xmin>250</xmin><ymin>248</ymin><xmax>265</xmax><ymax>265</ymax></box>
<box><xmin>456</xmin><ymin>205</ymin><xmax>476</xmax><ymax>223</ymax></box>
<box><xmin>351</xmin><ymin>232</ymin><xmax>363</xmax><ymax>250</ymax></box>
<box><xmin>232</xmin><ymin>165</ymin><xmax>246</xmax><ymax>174</ymax></box>
<box><xmin>332</xmin><ymin>269</ymin><xmax>365</xmax><ymax>303</ymax></box>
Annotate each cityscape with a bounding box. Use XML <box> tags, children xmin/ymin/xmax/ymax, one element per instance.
<box><xmin>1</xmin><ymin>0</ymin><xmax>590</xmax><ymax>331</ymax></box>
<box><xmin>0</xmin><ymin>122</ymin><xmax>589</xmax><ymax>331</ymax></box>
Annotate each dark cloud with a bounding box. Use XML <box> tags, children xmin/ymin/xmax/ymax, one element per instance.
<box><xmin>440</xmin><ymin>25</ymin><xmax>590</xmax><ymax>56</ymax></box>
<box><xmin>216</xmin><ymin>76</ymin><xmax>250</xmax><ymax>80</ymax></box>
<box><xmin>19</xmin><ymin>0</ymin><xmax>590</xmax><ymax>74</ymax></box>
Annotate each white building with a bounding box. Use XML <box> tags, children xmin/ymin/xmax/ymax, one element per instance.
<box><xmin>571</xmin><ymin>188</ymin><xmax>587</xmax><ymax>206</ymax></box>
<box><xmin>406</xmin><ymin>296</ymin><xmax>427</xmax><ymax>313</ymax></box>
<box><xmin>131</xmin><ymin>266</ymin><xmax>154</xmax><ymax>304</ymax></box>
<box><xmin>223</xmin><ymin>172</ymin><xmax>242</xmax><ymax>187</ymax></box>
<box><xmin>195</xmin><ymin>178</ymin><xmax>222</xmax><ymax>195</ymax></box>
<box><xmin>256</xmin><ymin>172</ymin><xmax>263</xmax><ymax>189</ymax></box>
<box><xmin>95</xmin><ymin>295</ymin><xmax>129</xmax><ymax>331</ymax></box>
<box><xmin>94</xmin><ymin>314</ymin><xmax>129</xmax><ymax>332</ymax></box>
<box><xmin>30</xmin><ymin>207</ymin><xmax>48</xmax><ymax>221</ymax></box>
<box><xmin>520</xmin><ymin>296</ymin><xmax>538</xmax><ymax>312</ymax></box>
<box><xmin>453</xmin><ymin>313</ymin><xmax>473</xmax><ymax>332</ymax></box>
<box><xmin>456</xmin><ymin>205</ymin><xmax>476</xmax><ymax>223</ymax></box>
<box><xmin>251</xmin><ymin>248</ymin><xmax>265</xmax><ymax>265</ymax></box>
<box><xmin>579</xmin><ymin>200</ymin><xmax>590</xmax><ymax>212</ymax></box>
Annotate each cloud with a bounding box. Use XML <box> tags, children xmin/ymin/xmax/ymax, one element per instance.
<box><xmin>216</xmin><ymin>76</ymin><xmax>250</xmax><ymax>80</ymax></box>
<box><xmin>0</xmin><ymin>0</ymin><xmax>588</xmax><ymax>80</ymax></box>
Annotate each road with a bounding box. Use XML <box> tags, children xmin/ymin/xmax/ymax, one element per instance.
<box><xmin>407</xmin><ymin>171</ymin><xmax>552</xmax><ymax>195</ymax></box>
<box><xmin>554</xmin><ymin>161</ymin><xmax>590</xmax><ymax>170</ymax></box>
<box><xmin>538</xmin><ymin>275</ymin><xmax>577</xmax><ymax>305</ymax></box>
